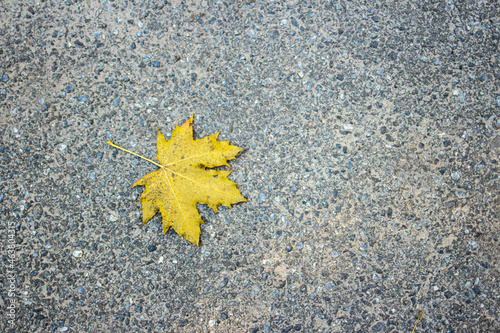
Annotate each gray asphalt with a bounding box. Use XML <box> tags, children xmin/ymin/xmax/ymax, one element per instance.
<box><xmin>1</xmin><ymin>0</ymin><xmax>499</xmax><ymax>332</ymax></box>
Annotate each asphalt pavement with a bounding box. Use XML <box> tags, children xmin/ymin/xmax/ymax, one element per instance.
<box><xmin>0</xmin><ymin>0</ymin><xmax>499</xmax><ymax>332</ymax></box>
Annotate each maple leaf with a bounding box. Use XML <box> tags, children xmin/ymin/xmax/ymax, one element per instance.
<box><xmin>108</xmin><ymin>115</ymin><xmax>247</xmax><ymax>246</ymax></box>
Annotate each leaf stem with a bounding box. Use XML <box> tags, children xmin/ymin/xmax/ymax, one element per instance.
<box><xmin>411</xmin><ymin>310</ymin><xmax>424</xmax><ymax>333</ymax></box>
<box><xmin>108</xmin><ymin>141</ymin><xmax>163</xmax><ymax>168</ymax></box>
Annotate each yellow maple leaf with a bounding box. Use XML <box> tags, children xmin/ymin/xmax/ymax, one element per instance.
<box><xmin>108</xmin><ymin>115</ymin><xmax>247</xmax><ymax>246</ymax></box>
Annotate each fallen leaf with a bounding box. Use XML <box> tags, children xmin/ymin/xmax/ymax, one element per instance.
<box><xmin>108</xmin><ymin>115</ymin><xmax>247</xmax><ymax>246</ymax></box>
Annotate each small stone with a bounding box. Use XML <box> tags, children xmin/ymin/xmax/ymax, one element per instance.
<box><xmin>147</xmin><ymin>245</ymin><xmax>157</xmax><ymax>252</ymax></box>
<box><xmin>57</xmin><ymin>143</ymin><xmax>67</xmax><ymax>152</ymax></box>
<box><xmin>219</xmin><ymin>278</ymin><xmax>228</xmax><ymax>288</ymax></box>
<box><xmin>72</xmin><ymin>250</ymin><xmax>83</xmax><ymax>258</ymax></box>
<box><xmin>77</xmin><ymin>96</ymin><xmax>89</xmax><ymax>103</ymax></box>
<box><xmin>109</xmin><ymin>214</ymin><xmax>118</xmax><ymax>222</ymax></box>
<box><xmin>451</xmin><ymin>172</ymin><xmax>460</xmax><ymax>181</ymax></box>
<box><xmin>1</xmin><ymin>74</ymin><xmax>9</xmax><ymax>82</ymax></box>
<box><xmin>152</xmin><ymin>61</ymin><xmax>160</xmax><ymax>68</ymax></box>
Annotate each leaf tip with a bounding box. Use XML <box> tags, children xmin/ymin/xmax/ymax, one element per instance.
<box><xmin>183</xmin><ymin>114</ymin><xmax>194</xmax><ymax>127</ymax></box>
<box><xmin>140</xmin><ymin>215</ymin><xmax>152</xmax><ymax>228</ymax></box>
<box><xmin>188</xmin><ymin>237</ymin><xmax>200</xmax><ymax>247</ymax></box>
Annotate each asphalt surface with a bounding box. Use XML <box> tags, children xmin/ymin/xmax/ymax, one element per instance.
<box><xmin>1</xmin><ymin>0</ymin><xmax>499</xmax><ymax>332</ymax></box>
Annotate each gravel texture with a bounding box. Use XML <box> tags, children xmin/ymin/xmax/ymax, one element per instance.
<box><xmin>1</xmin><ymin>0</ymin><xmax>499</xmax><ymax>332</ymax></box>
